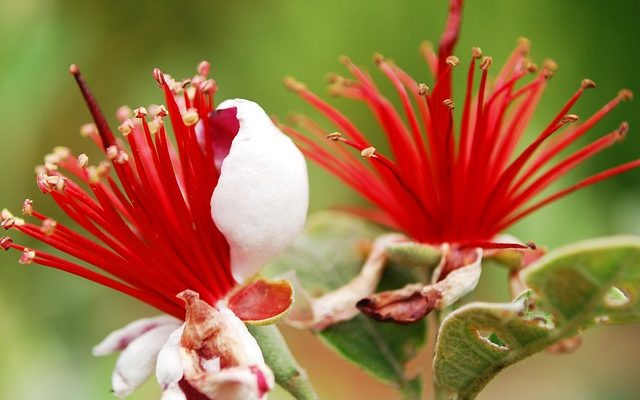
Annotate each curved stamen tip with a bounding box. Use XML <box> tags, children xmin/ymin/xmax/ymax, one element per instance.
<box><xmin>45</xmin><ymin>176</ymin><xmax>66</xmax><ymax>192</ymax></box>
<box><xmin>480</xmin><ymin>56</ymin><xmax>493</xmax><ymax>70</ymax></box>
<box><xmin>373</xmin><ymin>53</ymin><xmax>385</xmax><ymax>65</ymax></box>
<box><xmin>542</xmin><ymin>59</ymin><xmax>559</xmax><ymax>78</ymax></box>
<box><xmin>77</xmin><ymin>154</ymin><xmax>89</xmax><ymax>169</ymax></box>
<box><xmin>526</xmin><ymin>241</ymin><xmax>537</xmax><ymax>250</ymax></box>
<box><xmin>581</xmin><ymin>79</ymin><xmax>597</xmax><ymax>89</ymax></box>
<box><xmin>106</xmin><ymin>145</ymin><xmax>119</xmax><ymax>161</ymax></box>
<box><xmin>40</xmin><ymin>219</ymin><xmax>58</xmax><ymax>236</ymax></box>
<box><xmin>197</xmin><ymin>60</ymin><xmax>211</xmax><ymax>77</ymax></box>
<box><xmin>133</xmin><ymin>107</ymin><xmax>148</xmax><ymax>118</ymax></box>
<box><xmin>21</xmin><ymin>199</ymin><xmax>33</xmax><ymax>216</ymax></box>
<box><xmin>561</xmin><ymin>114</ymin><xmax>579</xmax><ymax>124</ymax></box>
<box><xmin>283</xmin><ymin>76</ymin><xmax>307</xmax><ymax>93</ymax></box>
<box><xmin>115</xmin><ymin>151</ymin><xmax>129</xmax><ymax>165</ymax></box>
<box><xmin>361</xmin><ymin>147</ymin><xmax>376</xmax><ymax>158</ymax></box>
<box><xmin>19</xmin><ymin>248</ymin><xmax>35</xmax><ymax>265</ymax></box>
<box><xmin>329</xmin><ymin>85</ymin><xmax>342</xmax><ymax>97</ymax></box>
<box><xmin>526</xmin><ymin>62</ymin><xmax>539</xmax><ymax>74</ymax></box>
<box><xmin>116</xmin><ymin>105</ymin><xmax>133</xmax><ymax>122</ymax></box>
<box><xmin>517</xmin><ymin>37</ymin><xmax>532</xmax><ymax>55</ymax></box>
<box><xmin>181</xmin><ymin>79</ymin><xmax>192</xmax><ymax>89</ymax></box>
<box><xmin>618</xmin><ymin>89</ymin><xmax>634</xmax><ymax>101</ymax></box>
<box><xmin>326</xmin><ymin>132</ymin><xmax>343</xmax><ymax>141</ymax></box>
<box><xmin>69</xmin><ymin>64</ymin><xmax>80</xmax><ymax>75</ymax></box>
<box><xmin>0</xmin><ymin>236</ymin><xmax>12</xmax><ymax>251</ymax></box>
<box><xmin>420</xmin><ymin>40</ymin><xmax>434</xmax><ymax>52</ymax></box>
<box><xmin>153</xmin><ymin>68</ymin><xmax>165</xmax><ymax>85</ymax></box>
<box><xmin>53</xmin><ymin>146</ymin><xmax>71</xmax><ymax>160</ymax></box>
<box><xmin>325</xmin><ymin>73</ymin><xmax>340</xmax><ymax>84</ymax></box>
<box><xmin>618</xmin><ymin>121</ymin><xmax>630</xmax><ymax>138</ymax></box>
<box><xmin>199</xmin><ymin>79</ymin><xmax>216</xmax><ymax>94</ymax></box>
<box><xmin>446</xmin><ymin>55</ymin><xmax>460</xmax><ymax>67</ymax></box>
<box><xmin>1</xmin><ymin>217</ymin><xmax>15</xmax><ymax>230</ymax></box>
<box><xmin>418</xmin><ymin>83</ymin><xmax>430</xmax><ymax>96</ymax></box>
<box><xmin>80</xmin><ymin>123</ymin><xmax>97</xmax><ymax>138</ymax></box>
<box><xmin>443</xmin><ymin>99</ymin><xmax>455</xmax><ymax>110</ymax></box>
<box><xmin>471</xmin><ymin>47</ymin><xmax>483</xmax><ymax>59</ymax></box>
<box><xmin>338</xmin><ymin>55</ymin><xmax>352</xmax><ymax>65</ymax></box>
<box><xmin>152</xmin><ymin>105</ymin><xmax>168</xmax><ymax>118</ymax></box>
<box><xmin>182</xmin><ymin>109</ymin><xmax>200</xmax><ymax>126</ymax></box>
<box><xmin>118</xmin><ymin>120</ymin><xmax>134</xmax><ymax>136</ymax></box>
<box><xmin>1</xmin><ymin>209</ymin><xmax>14</xmax><ymax>220</ymax></box>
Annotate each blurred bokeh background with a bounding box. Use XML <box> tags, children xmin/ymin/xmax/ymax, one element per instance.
<box><xmin>1</xmin><ymin>0</ymin><xmax>639</xmax><ymax>399</ymax></box>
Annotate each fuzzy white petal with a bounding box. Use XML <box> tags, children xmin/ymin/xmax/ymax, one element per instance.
<box><xmin>156</xmin><ymin>324</ymin><xmax>185</xmax><ymax>391</ymax></box>
<box><xmin>216</xmin><ymin>302</ymin><xmax>267</xmax><ymax>365</ymax></box>
<box><xmin>211</xmin><ymin>99</ymin><xmax>309</xmax><ymax>282</ymax></box>
<box><xmin>192</xmin><ymin>366</ymin><xmax>271</xmax><ymax>400</ymax></box>
<box><xmin>179</xmin><ymin>298</ymin><xmax>274</xmax><ymax>400</ymax></box>
<box><xmin>92</xmin><ymin>316</ymin><xmax>180</xmax><ymax>356</ymax></box>
<box><xmin>160</xmin><ymin>384</ymin><xmax>186</xmax><ymax>400</ymax></box>
<box><xmin>111</xmin><ymin>324</ymin><xmax>177</xmax><ymax>398</ymax></box>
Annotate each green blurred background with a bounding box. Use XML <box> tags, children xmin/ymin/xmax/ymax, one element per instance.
<box><xmin>1</xmin><ymin>0</ymin><xmax>639</xmax><ymax>399</ymax></box>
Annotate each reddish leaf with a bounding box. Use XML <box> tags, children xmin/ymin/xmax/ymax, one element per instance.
<box><xmin>227</xmin><ymin>278</ymin><xmax>294</xmax><ymax>325</ymax></box>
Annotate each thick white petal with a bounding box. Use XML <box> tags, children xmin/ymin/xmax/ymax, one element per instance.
<box><xmin>112</xmin><ymin>324</ymin><xmax>177</xmax><ymax>398</ymax></box>
<box><xmin>188</xmin><ymin>366</ymin><xmax>273</xmax><ymax>400</ymax></box>
<box><xmin>160</xmin><ymin>384</ymin><xmax>186</xmax><ymax>400</ymax></box>
<box><xmin>216</xmin><ymin>302</ymin><xmax>266</xmax><ymax>366</ymax></box>
<box><xmin>156</xmin><ymin>324</ymin><xmax>185</xmax><ymax>394</ymax></box>
<box><xmin>92</xmin><ymin>315</ymin><xmax>180</xmax><ymax>356</ymax></box>
<box><xmin>211</xmin><ymin>99</ymin><xmax>309</xmax><ymax>282</ymax></box>
<box><xmin>178</xmin><ymin>295</ymin><xmax>274</xmax><ymax>400</ymax></box>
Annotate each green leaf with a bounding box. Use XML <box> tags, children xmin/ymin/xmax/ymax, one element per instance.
<box><xmin>386</xmin><ymin>241</ymin><xmax>442</xmax><ymax>270</ymax></box>
<box><xmin>319</xmin><ymin>266</ymin><xmax>427</xmax><ymax>395</ymax></box>
<box><xmin>523</xmin><ymin>236</ymin><xmax>640</xmax><ymax>325</ymax></box>
<box><xmin>265</xmin><ymin>212</ymin><xmax>426</xmax><ymax>398</ymax></box>
<box><xmin>433</xmin><ymin>236</ymin><xmax>640</xmax><ymax>400</ymax></box>
<box><xmin>265</xmin><ymin>211</ymin><xmax>383</xmax><ymax>295</ymax></box>
<box><xmin>433</xmin><ymin>300</ymin><xmax>550</xmax><ymax>399</ymax></box>
<box><xmin>400</xmin><ymin>374</ymin><xmax>423</xmax><ymax>400</ymax></box>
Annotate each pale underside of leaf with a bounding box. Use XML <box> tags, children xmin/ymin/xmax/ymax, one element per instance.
<box><xmin>434</xmin><ymin>235</ymin><xmax>640</xmax><ymax>400</ymax></box>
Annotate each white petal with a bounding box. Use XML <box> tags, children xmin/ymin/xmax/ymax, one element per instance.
<box><xmin>92</xmin><ymin>315</ymin><xmax>180</xmax><ymax>356</ymax></box>
<box><xmin>202</xmin><ymin>357</ymin><xmax>221</xmax><ymax>373</ymax></box>
<box><xmin>211</xmin><ymin>99</ymin><xmax>309</xmax><ymax>282</ymax></box>
<box><xmin>215</xmin><ymin>302</ymin><xmax>266</xmax><ymax>366</ymax></box>
<box><xmin>194</xmin><ymin>366</ymin><xmax>273</xmax><ymax>400</ymax></box>
<box><xmin>160</xmin><ymin>384</ymin><xmax>186</xmax><ymax>400</ymax></box>
<box><xmin>156</xmin><ymin>324</ymin><xmax>185</xmax><ymax>391</ymax></box>
<box><xmin>112</xmin><ymin>324</ymin><xmax>177</xmax><ymax>398</ymax></box>
<box><xmin>179</xmin><ymin>297</ymin><xmax>274</xmax><ymax>400</ymax></box>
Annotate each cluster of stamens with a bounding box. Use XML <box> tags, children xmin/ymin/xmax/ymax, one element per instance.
<box><xmin>1</xmin><ymin>61</ymin><xmax>236</xmax><ymax>318</ymax></box>
<box><xmin>283</xmin><ymin>18</ymin><xmax>636</xmax><ymax>246</ymax></box>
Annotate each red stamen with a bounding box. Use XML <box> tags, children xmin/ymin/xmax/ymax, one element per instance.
<box><xmin>286</xmin><ymin>0</ymin><xmax>638</xmax><ymax>248</ymax></box>
<box><xmin>2</xmin><ymin>63</ymin><xmax>237</xmax><ymax>316</ymax></box>
<box><xmin>69</xmin><ymin>65</ymin><xmax>116</xmax><ymax>149</ymax></box>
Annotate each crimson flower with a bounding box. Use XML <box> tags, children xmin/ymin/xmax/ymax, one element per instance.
<box><xmin>284</xmin><ymin>0</ymin><xmax>635</xmax><ymax>249</ymax></box>
<box><xmin>1</xmin><ymin>62</ymin><xmax>308</xmax><ymax>399</ymax></box>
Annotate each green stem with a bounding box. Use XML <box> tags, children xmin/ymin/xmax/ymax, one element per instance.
<box><xmin>400</xmin><ymin>374</ymin><xmax>423</xmax><ymax>400</ymax></box>
<box><xmin>248</xmin><ymin>324</ymin><xmax>319</xmax><ymax>400</ymax></box>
